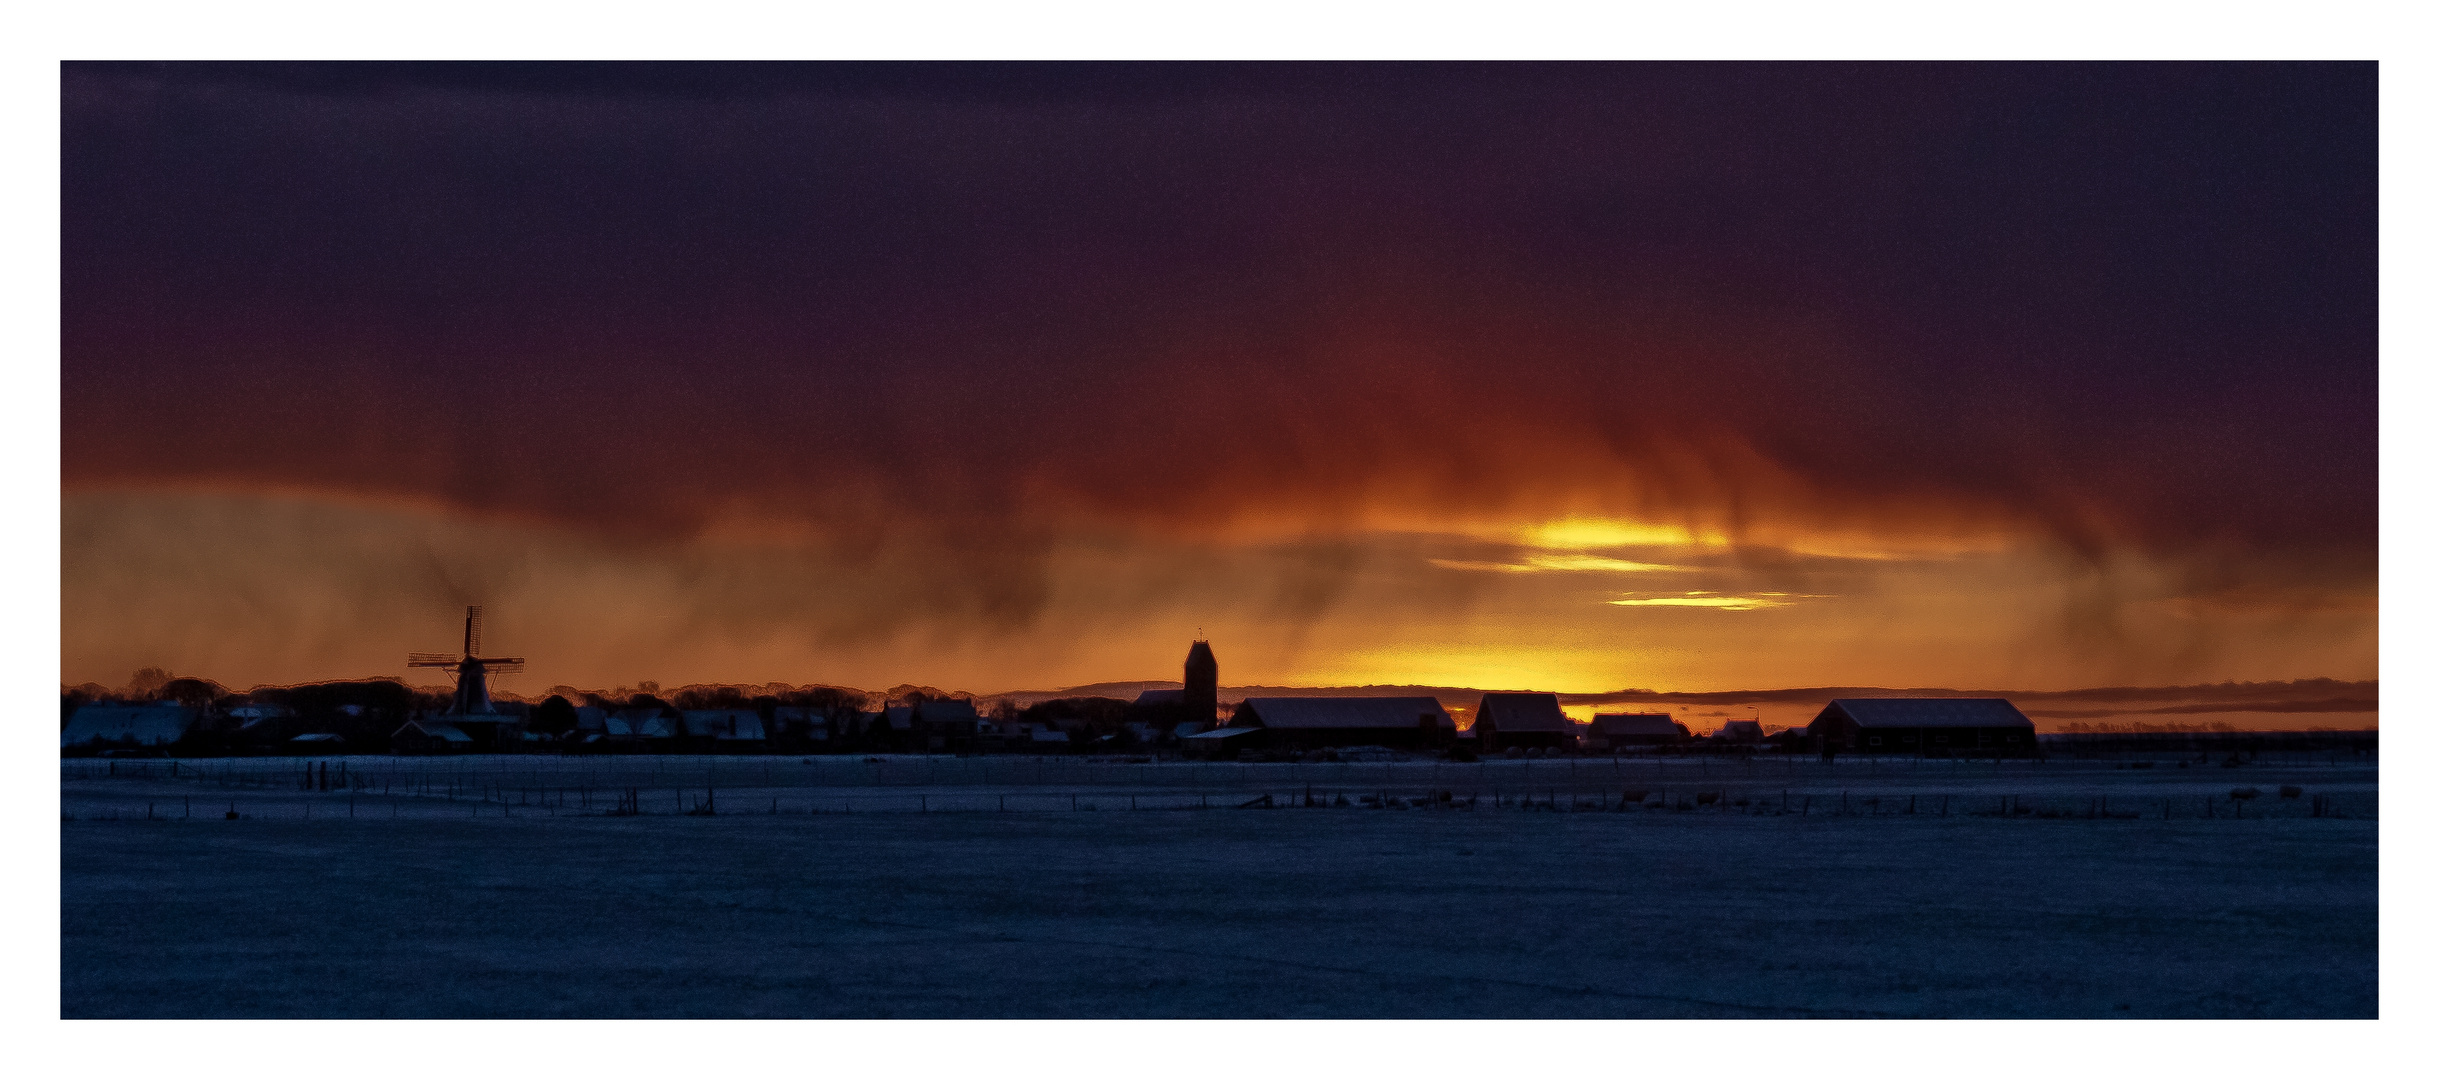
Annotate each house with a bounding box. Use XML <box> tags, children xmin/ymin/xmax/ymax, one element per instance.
<box><xmin>440</xmin><ymin>709</ymin><xmax>522</xmax><ymax>752</ymax></box>
<box><xmin>573</xmin><ymin>706</ymin><xmax>610</xmax><ymax>734</ymax></box>
<box><xmin>1806</xmin><ymin>698</ymin><xmax>2037</xmax><ymax>757</ymax></box>
<box><xmin>606</xmin><ymin>708</ymin><xmax>679</xmax><ymax>741</ymax></box>
<box><xmin>1471</xmin><ymin>692</ymin><xmax>1574</xmax><ymax>752</ymax></box>
<box><xmin>1713</xmin><ymin>719</ymin><xmax>1765</xmax><ymax>743</ymax></box>
<box><xmin>1214</xmin><ymin>697</ymin><xmax>1455</xmax><ymax>751</ymax></box>
<box><xmin>1582</xmin><ymin>713</ymin><xmax>1688</xmax><ymax>751</ymax></box>
<box><xmin>391</xmin><ymin>719</ymin><xmax>473</xmax><ymax>754</ymax></box>
<box><xmin>61</xmin><ymin>704</ymin><xmax>200</xmax><ymax>751</ymax></box>
<box><xmin>680</xmin><ymin>709</ymin><xmax>768</xmax><ymax>749</ymax></box>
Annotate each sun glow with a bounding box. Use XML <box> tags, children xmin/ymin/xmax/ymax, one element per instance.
<box><xmin>1607</xmin><ymin>592</ymin><xmax>1797</xmax><ymax>611</ymax></box>
<box><xmin>1518</xmin><ymin>518</ymin><xmax>1724</xmax><ymax>550</ymax></box>
<box><xmin>1429</xmin><ymin>553</ymin><xmax>1680</xmax><ymax>574</ymax></box>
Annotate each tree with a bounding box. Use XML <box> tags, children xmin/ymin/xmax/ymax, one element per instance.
<box><xmin>531</xmin><ymin>695</ymin><xmax>580</xmax><ymax>736</ymax></box>
<box><xmin>157</xmin><ymin>678</ymin><xmax>227</xmax><ymax>708</ymax></box>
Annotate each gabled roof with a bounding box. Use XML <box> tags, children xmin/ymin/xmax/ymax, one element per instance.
<box><xmin>1475</xmin><ymin>692</ymin><xmax>1571</xmax><ymax>733</ymax></box>
<box><xmin>1588</xmin><ymin>713</ymin><xmax>1685</xmax><ymax>737</ymax></box>
<box><xmin>396</xmin><ymin>720</ymin><xmax>472</xmax><ymax>743</ymax></box>
<box><xmin>574</xmin><ymin>706</ymin><xmax>609</xmax><ymax>731</ymax></box>
<box><xmin>606</xmin><ymin>710</ymin><xmax>676</xmax><ymax>738</ymax></box>
<box><xmin>1813</xmin><ymin>698</ymin><xmax>2033</xmax><ymax>730</ymax></box>
<box><xmin>62</xmin><ymin>705</ymin><xmax>199</xmax><ymax>747</ymax></box>
<box><xmin>1133</xmin><ymin>689</ymin><xmax>1184</xmax><ymax>706</ymax></box>
<box><xmin>1232</xmin><ymin>697</ymin><xmax>1454</xmax><ymax>730</ymax></box>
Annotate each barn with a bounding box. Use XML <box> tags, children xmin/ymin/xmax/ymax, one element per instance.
<box><xmin>1218</xmin><ymin>697</ymin><xmax>1455</xmax><ymax>751</ymax></box>
<box><xmin>1470</xmin><ymin>692</ymin><xmax>1574</xmax><ymax>752</ymax></box>
<box><xmin>61</xmin><ymin>704</ymin><xmax>200</xmax><ymax>752</ymax></box>
<box><xmin>1806</xmin><ymin>698</ymin><xmax>2038</xmax><ymax>757</ymax></box>
<box><xmin>1581</xmin><ymin>713</ymin><xmax>1688</xmax><ymax>752</ymax></box>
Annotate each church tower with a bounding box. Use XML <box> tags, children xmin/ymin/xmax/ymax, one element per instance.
<box><xmin>1183</xmin><ymin>639</ymin><xmax>1218</xmax><ymax>725</ymax></box>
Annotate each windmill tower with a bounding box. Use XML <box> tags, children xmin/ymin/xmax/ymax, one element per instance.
<box><xmin>408</xmin><ymin>606</ymin><xmax>525</xmax><ymax>716</ymax></box>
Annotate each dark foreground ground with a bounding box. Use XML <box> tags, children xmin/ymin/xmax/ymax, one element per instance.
<box><xmin>62</xmin><ymin>809</ymin><xmax>2374</xmax><ymax>1018</ymax></box>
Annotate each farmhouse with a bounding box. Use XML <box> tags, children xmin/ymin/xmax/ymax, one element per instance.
<box><xmin>1581</xmin><ymin>713</ymin><xmax>1689</xmax><ymax>751</ymax></box>
<box><xmin>61</xmin><ymin>704</ymin><xmax>200</xmax><ymax>751</ymax></box>
<box><xmin>1470</xmin><ymin>692</ymin><xmax>1574</xmax><ymax>752</ymax></box>
<box><xmin>391</xmin><ymin>719</ymin><xmax>473</xmax><ymax>754</ymax></box>
<box><xmin>1806</xmin><ymin>698</ymin><xmax>2037</xmax><ymax>757</ymax></box>
<box><xmin>1212</xmin><ymin>696</ymin><xmax>1455</xmax><ymax>752</ymax></box>
<box><xmin>1127</xmin><ymin>688</ymin><xmax>1185</xmax><ymax>729</ymax></box>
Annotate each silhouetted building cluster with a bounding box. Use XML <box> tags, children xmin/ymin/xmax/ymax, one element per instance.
<box><xmin>60</xmin><ymin>616</ymin><xmax>2042</xmax><ymax>760</ymax></box>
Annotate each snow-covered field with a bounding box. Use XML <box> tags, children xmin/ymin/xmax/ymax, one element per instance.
<box><xmin>61</xmin><ymin>756</ymin><xmax>2376</xmax><ymax>1017</ymax></box>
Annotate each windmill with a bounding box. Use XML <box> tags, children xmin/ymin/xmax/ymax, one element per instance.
<box><xmin>408</xmin><ymin>606</ymin><xmax>525</xmax><ymax>716</ymax></box>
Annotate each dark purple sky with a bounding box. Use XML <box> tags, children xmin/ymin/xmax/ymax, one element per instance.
<box><xmin>59</xmin><ymin>62</ymin><xmax>2378</xmax><ymax>693</ymax></box>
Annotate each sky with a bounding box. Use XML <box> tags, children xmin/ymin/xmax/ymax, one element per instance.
<box><xmin>60</xmin><ymin>61</ymin><xmax>2378</xmax><ymax>698</ymax></box>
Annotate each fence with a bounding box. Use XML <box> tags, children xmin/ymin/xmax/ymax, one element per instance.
<box><xmin>62</xmin><ymin>755</ymin><xmax>2377</xmax><ymax>823</ymax></box>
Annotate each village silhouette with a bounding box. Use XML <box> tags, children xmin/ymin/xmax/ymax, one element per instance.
<box><xmin>65</xmin><ymin>604</ymin><xmax>2361</xmax><ymax>765</ymax></box>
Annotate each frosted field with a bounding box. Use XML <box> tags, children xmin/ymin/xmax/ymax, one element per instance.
<box><xmin>62</xmin><ymin>756</ymin><xmax>2376</xmax><ymax>1018</ymax></box>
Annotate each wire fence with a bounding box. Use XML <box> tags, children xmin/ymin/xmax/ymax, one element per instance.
<box><xmin>62</xmin><ymin>755</ymin><xmax>2376</xmax><ymax>823</ymax></box>
<box><xmin>59</xmin><ymin>748</ymin><xmax>2382</xmax><ymax>794</ymax></box>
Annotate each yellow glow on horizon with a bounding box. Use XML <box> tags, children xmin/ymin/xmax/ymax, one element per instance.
<box><xmin>1429</xmin><ymin>553</ymin><xmax>1681</xmax><ymax>574</ymax></box>
<box><xmin>1519</xmin><ymin>517</ymin><xmax>1724</xmax><ymax>550</ymax></box>
<box><xmin>1293</xmin><ymin>645</ymin><xmax>1655</xmax><ymax>697</ymax></box>
<box><xmin>1608</xmin><ymin>592</ymin><xmax>1795</xmax><ymax>611</ymax></box>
